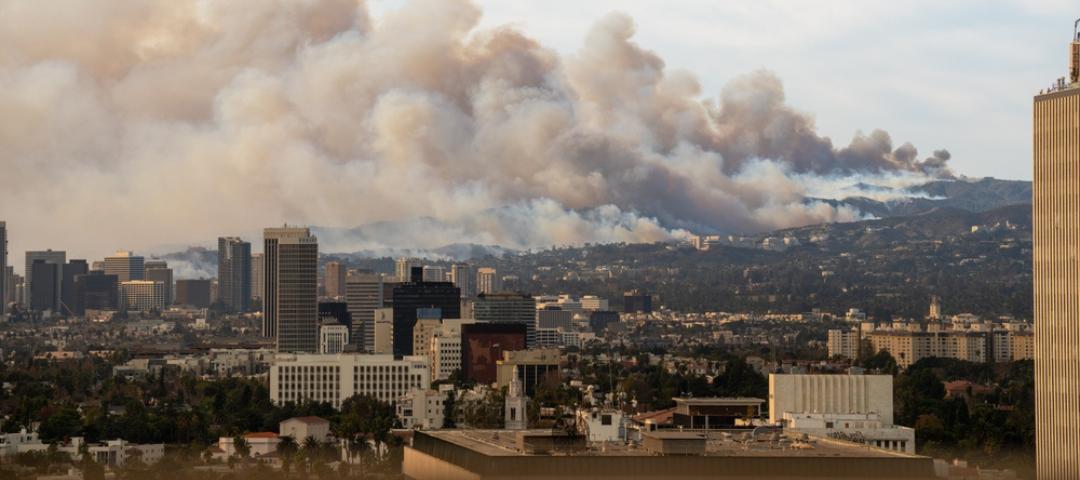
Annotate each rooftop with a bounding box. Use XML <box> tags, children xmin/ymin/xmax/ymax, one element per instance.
<box><xmin>420</xmin><ymin>429</ymin><xmax>917</xmax><ymax>459</ymax></box>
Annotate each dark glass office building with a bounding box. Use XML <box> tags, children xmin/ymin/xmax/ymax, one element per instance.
<box><xmin>391</xmin><ymin>267</ymin><xmax>460</xmax><ymax>357</ymax></box>
<box><xmin>73</xmin><ymin>271</ymin><xmax>119</xmax><ymax>314</ymax></box>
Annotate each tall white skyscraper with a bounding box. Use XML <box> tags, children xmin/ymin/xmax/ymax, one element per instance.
<box><xmin>263</xmin><ymin>227</ymin><xmax>319</xmax><ymax>353</ymax></box>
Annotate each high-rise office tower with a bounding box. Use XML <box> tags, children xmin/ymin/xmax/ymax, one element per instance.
<box><xmin>24</xmin><ymin>250</ymin><xmax>65</xmax><ymax>310</ymax></box>
<box><xmin>450</xmin><ymin>264</ymin><xmax>475</xmax><ymax>298</ymax></box>
<box><xmin>104</xmin><ymin>251</ymin><xmax>144</xmax><ymax>282</ymax></box>
<box><xmin>218</xmin><ymin>237</ymin><xmax>252</xmax><ymax>312</ymax></box>
<box><xmin>29</xmin><ymin>260</ymin><xmax>60</xmax><ymax>313</ymax></box>
<box><xmin>2</xmin><ymin>267</ymin><xmax>12</xmax><ymax>309</ymax></box>
<box><xmin>391</xmin><ymin>267</ymin><xmax>460</xmax><ymax>357</ymax></box>
<box><xmin>251</xmin><ymin>253</ymin><xmax>264</xmax><ymax>305</ymax></box>
<box><xmin>0</xmin><ymin>221</ymin><xmax>6</xmax><ymax>315</ymax></box>
<box><xmin>263</xmin><ymin>227</ymin><xmax>318</xmax><ymax>353</ymax></box>
<box><xmin>394</xmin><ymin>257</ymin><xmax>414</xmax><ymax>283</ymax></box>
<box><xmin>144</xmin><ymin>260</ymin><xmax>173</xmax><ymax>306</ymax></box>
<box><xmin>422</xmin><ymin>265</ymin><xmax>446</xmax><ymax>282</ymax></box>
<box><xmin>61</xmin><ymin>260</ymin><xmax>88</xmax><ymax>315</ymax></box>
<box><xmin>346</xmin><ymin>271</ymin><xmax>383</xmax><ymax>352</ymax></box>
<box><xmin>1034</xmin><ymin>27</ymin><xmax>1080</xmax><ymax>479</ymax></box>
<box><xmin>72</xmin><ymin>271</ymin><xmax>118</xmax><ymax>314</ymax></box>
<box><xmin>474</xmin><ymin>292</ymin><xmax>538</xmax><ymax>348</ymax></box>
<box><xmin>324</xmin><ymin>261</ymin><xmax>346</xmax><ymax>298</ymax></box>
<box><xmin>476</xmin><ymin>267</ymin><xmax>500</xmax><ymax>294</ymax></box>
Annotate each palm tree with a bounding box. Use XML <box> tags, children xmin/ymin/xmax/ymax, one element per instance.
<box><xmin>302</xmin><ymin>435</ymin><xmax>320</xmax><ymax>468</ymax></box>
<box><xmin>276</xmin><ymin>435</ymin><xmax>299</xmax><ymax>472</ymax></box>
<box><xmin>232</xmin><ymin>435</ymin><xmax>250</xmax><ymax>464</ymax></box>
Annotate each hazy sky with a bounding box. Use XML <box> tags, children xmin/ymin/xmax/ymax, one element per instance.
<box><xmin>0</xmin><ymin>0</ymin><xmax>1070</xmax><ymax>271</ymax></box>
<box><xmin>369</xmin><ymin>0</ymin><xmax>1076</xmax><ymax>181</ymax></box>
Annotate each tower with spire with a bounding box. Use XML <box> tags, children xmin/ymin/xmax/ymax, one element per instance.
<box><xmin>505</xmin><ymin>366</ymin><xmax>528</xmax><ymax>430</ymax></box>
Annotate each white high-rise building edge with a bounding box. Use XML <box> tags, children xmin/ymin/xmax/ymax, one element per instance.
<box><xmin>394</xmin><ymin>257</ymin><xmax>415</xmax><ymax>283</ymax></box>
<box><xmin>476</xmin><ymin>267</ymin><xmax>500</xmax><ymax>294</ymax></box>
<box><xmin>270</xmin><ymin>353</ymin><xmax>430</xmax><ymax>408</ymax></box>
<box><xmin>0</xmin><ymin>221</ymin><xmax>6</xmax><ymax>315</ymax></box>
<box><xmin>263</xmin><ymin>227</ymin><xmax>319</xmax><ymax>353</ymax></box>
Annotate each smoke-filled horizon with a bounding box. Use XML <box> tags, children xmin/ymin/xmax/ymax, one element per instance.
<box><xmin>0</xmin><ymin>0</ymin><xmax>955</xmax><ymax>268</ymax></box>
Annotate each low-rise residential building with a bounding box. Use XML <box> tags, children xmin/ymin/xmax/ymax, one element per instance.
<box><xmin>280</xmin><ymin>416</ymin><xmax>331</xmax><ymax>443</ymax></box>
<box><xmin>397</xmin><ymin>387</ymin><xmax>451</xmax><ymax>430</ymax></box>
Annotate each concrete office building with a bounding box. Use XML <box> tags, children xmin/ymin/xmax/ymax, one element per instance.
<box><xmin>580</xmin><ymin>295</ymin><xmax>608</xmax><ymax>311</ymax></box>
<box><xmin>263</xmin><ymin>227</ymin><xmax>318</xmax><ymax>353</ymax></box>
<box><xmin>324</xmin><ymin>261</ymin><xmax>346</xmax><ymax>299</ymax></box>
<box><xmin>104</xmin><ymin>251</ymin><xmax>144</xmax><ymax>282</ymax></box>
<box><xmin>768</xmin><ymin>374</ymin><xmax>894</xmax><ymax>426</ymax></box>
<box><xmin>495</xmin><ymin>349</ymin><xmax>561</xmax><ymax>396</ymax></box>
<box><xmin>250</xmin><ymin>253</ymin><xmax>264</xmax><ymax>305</ymax></box>
<box><xmin>319</xmin><ymin>323</ymin><xmax>349</xmax><ymax>354</ymax></box>
<box><xmin>218</xmin><ymin>237</ymin><xmax>251</xmax><ymax>312</ymax></box>
<box><xmin>345</xmin><ymin>271</ymin><xmax>382</xmax><ymax>352</ymax></box>
<box><xmin>428</xmin><ymin>319</ymin><xmax>474</xmax><ymax>381</ymax></box>
<box><xmin>144</xmin><ymin>260</ymin><xmax>172</xmax><ymax>306</ymax></box>
<box><xmin>372</xmin><ymin>307</ymin><xmax>393</xmax><ymax>354</ymax></box>
<box><xmin>0</xmin><ymin>222</ymin><xmax>6</xmax><ymax>315</ymax></box>
<box><xmin>474</xmin><ymin>292</ymin><xmax>537</xmax><ymax>348</ymax></box>
<box><xmin>394</xmin><ymin>257</ymin><xmax>415</xmax><ymax>283</ymax></box>
<box><xmin>391</xmin><ymin>267</ymin><xmax>460</xmax><ymax>357</ymax></box>
<box><xmin>119</xmin><ymin>280</ymin><xmax>165</xmax><ymax>312</ymax></box>
<box><xmin>770</xmin><ymin>374</ymin><xmax>913</xmax><ymax>454</ymax></box>
<box><xmin>24</xmin><ymin>250</ymin><xmax>65</xmax><ymax>309</ymax></box>
<box><xmin>450</xmin><ymin>264</ymin><xmax>475</xmax><ymax>298</ymax></box>
<box><xmin>175</xmin><ymin>279</ymin><xmax>212</xmax><ymax>308</ymax></box>
<box><xmin>270</xmin><ymin>353</ymin><xmax>430</xmax><ymax>408</ymax></box>
<box><xmin>537</xmin><ymin>305</ymin><xmax>573</xmax><ymax>330</ymax></box>
<box><xmin>623</xmin><ymin>289</ymin><xmax>652</xmax><ymax>313</ymax></box>
<box><xmin>476</xmin><ymin>267</ymin><xmax>500</xmax><ymax>294</ymax></box>
<box><xmin>1034</xmin><ymin>27</ymin><xmax>1080</xmax><ymax>479</ymax></box>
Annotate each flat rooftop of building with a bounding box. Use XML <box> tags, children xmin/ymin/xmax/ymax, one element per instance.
<box><xmin>421</xmin><ymin>429</ymin><xmax>917</xmax><ymax>459</ymax></box>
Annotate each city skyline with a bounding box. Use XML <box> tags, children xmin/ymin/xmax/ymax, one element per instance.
<box><xmin>0</xmin><ymin>0</ymin><xmax>1068</xmax><ymax>267</ymax></box>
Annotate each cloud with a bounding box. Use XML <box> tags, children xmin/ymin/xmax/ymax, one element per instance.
<box><xmin>0</xmin><ymin>0</ymin><xmax>951</xmax><ymax>264</ymax></box>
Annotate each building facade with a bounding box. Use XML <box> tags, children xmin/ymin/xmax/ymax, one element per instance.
<box><xmin>474</xmin><ymin>292</ymin><xmax>537</xmax><ymax>348</ymax></box>
<box><xmin>119</xmin><ymin>280</ymin><xmax>165</xmax><ymax>312</ymax></box>
<box><xmin>175</xmin><ymin>279</ymin><xmax>212</xmax><ymax>308</ymax></box>
<box><xmin>345</xmin><ymin>271</ymin><xmax>383</xmax><ymax>352</ymax></box>
<box><xmin>1033</xmin><ymin>32</ymin><xmax>1080</xmax><ymax>479</ymax></box>
<box><xmin>270</xmin><ymin>353</ymin><xmax>430</xmax><ymax>408</ymax></box>
<box><xmin>144</xmin><ymin>260</ymin><xmax>172</xmax><ymax>306</ymax></box>
<box><xmin>251</xmin><ymin>252</ymin><xmax>264</xmax><ymax>305</ymax></box>
<box><xmin>476</xmin><ymin>267</ymin><xmax>499</xmax><ymax>294</ymax></box>
<box><xmin>769</xmin><ymin>374</ymin><xmax>895</xmax><ymax>426</ymax></box>
<box><xmin>324</xmin><ymin>261</ymin><xmax>346</xmax><ymax>299</ymax></box>
<box><xmin>827</xmin><ymin>328</ymin><xmax>860</xmax><ymax>360</ymax></box>
<box><xmin>0</xmin><ymin>222</ymin><xmax>6</xmax><ymax>315</ymax></box>
<box><xmin>319</xmin><ymin>323</ymin><xmax>349</xmax><ymax>354</ymax></box>
<box><xmin>263</xmin><ymin>227</ymin><xmax>319</xmax><ymax>353</ymax></box>
<box><xmin>24</xmin><ymin>250</ymin><xmax>65</xmax><ymax>310</ymax></box>
<box><xmin>450</xmin><ymin>264</ymin><xmax>475</xmax><ymax>298</ymax></box>
<box><xmin>218</xmin><ymin>237</ymin><xmax>252</xmax><ymax>312</ymax></box>
<box><xmin>391</xmin><ymin>270</ymin><xmax>460</xmax><ymax>357</ymax></box>
<box><xmin>104</xmin><ymin>250</ymin><xmax>144</xmax><ymax>282</ymax></box>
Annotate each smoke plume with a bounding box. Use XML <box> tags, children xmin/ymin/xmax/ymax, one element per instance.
<box><xmin>0</xmin><ymin>0</ymin><xmax>952</xmax><ymax>261</ymax></box>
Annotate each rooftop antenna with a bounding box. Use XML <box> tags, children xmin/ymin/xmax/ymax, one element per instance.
<box><xmin>1075</xmin><ymin>18</ymin><xmax>1080</xmax><ymax>40</ymax></box>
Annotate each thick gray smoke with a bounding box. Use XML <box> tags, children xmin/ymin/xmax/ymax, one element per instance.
<box><xmin>0</xmin><ymin>0</ymin><xmax>951</xmax><ymax>260</ymax></box>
